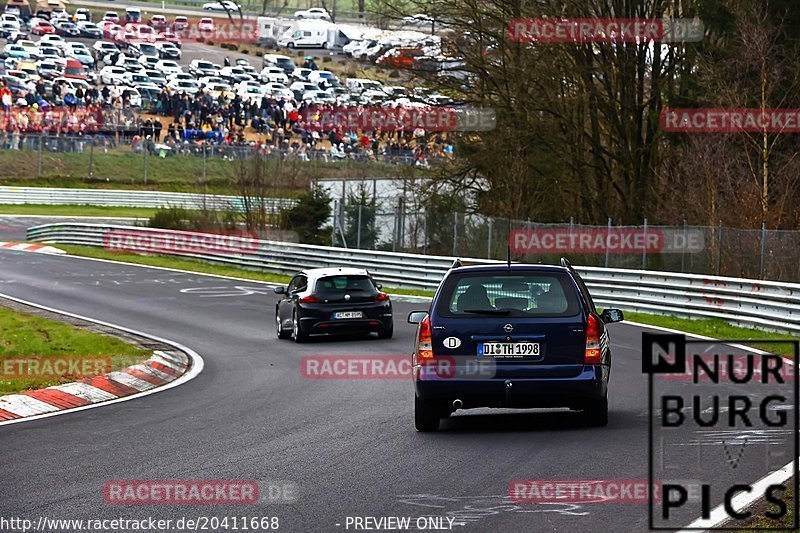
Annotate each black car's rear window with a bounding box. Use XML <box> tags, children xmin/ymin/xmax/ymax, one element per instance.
<box><xmin>436</xmin><ymin>272</ymin><xmax>582</xmax><ymax>317</ymax></box>
<box><xmin>314</xmin><ymin>275</ymin><xmax>378</xmax><ymax>295</ymax></box>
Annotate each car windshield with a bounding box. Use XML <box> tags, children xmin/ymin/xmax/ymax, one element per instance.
<box><xmin>315</xmin><ymin>275</ymin><xmax>377</xmax><ymax>295</ymax></box>
<box><xmin>437</xmin><ymin>272</ymin><xmax>581</xmax><ymax>317</ymax></box>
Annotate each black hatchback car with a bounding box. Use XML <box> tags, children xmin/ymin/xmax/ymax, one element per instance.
<box><xmin>408</xmin><ymin>259</ymin><xmax>623</xmax><ymax>431</ymax></box>
<box><xmin>274</xmin><ymin>267</ymin><xmax>393</xmax><ymax>342</ymax></box>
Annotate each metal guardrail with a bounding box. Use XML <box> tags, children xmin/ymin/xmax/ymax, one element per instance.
<box><xmin>25</xmin><ymin>223</ymin><xmax>800</xmax><ymax>333</ymax></box>
<box><xmin>0</xmin><ymin>187</ymin><xmax>296</xmax><ymax>213</ymax></box>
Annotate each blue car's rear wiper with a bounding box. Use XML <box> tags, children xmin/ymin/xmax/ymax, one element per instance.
<box><xmin>462</xmin><ymin>308</ymin><xmax>511</xmax><ymax>315</ymax></box>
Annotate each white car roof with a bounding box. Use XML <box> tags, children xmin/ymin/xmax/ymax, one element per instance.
<box><xmin>301</xmin><ymin>267</ymin><xmax>371</xmax><ymax>280</ymax></box>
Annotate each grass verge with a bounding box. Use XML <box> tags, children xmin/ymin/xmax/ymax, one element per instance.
<box><xmin>56</xmin><ymin>244</ymin><xmax>437</xmax><ymax>297</ymax></box>
<box><xmin>0</xmin><ymin>204</ymin><xmax>156</xmax><ymax>218</ymax></box>
<box><xmin>0</xmin><ymin>305</ymin><xmax>151</xmax><ymax>395</ymax></box>
<box><xmin>623</xmin><ymin>312</ymin><xmax>798</xmax><ymax>357</ymax></box>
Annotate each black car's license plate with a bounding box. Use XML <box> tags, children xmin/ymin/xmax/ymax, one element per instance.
<box><xmin>333</xmin><ymin>311</ymin><xmax>364</xmax><ymax>319</ymax></box>
<box><xmin>478</xmin><ymin>342</ymin><xmax>540</xmax><ymax>358</ymax></box>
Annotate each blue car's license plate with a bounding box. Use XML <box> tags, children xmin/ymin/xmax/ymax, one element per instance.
<box><xmin>478</xmin><ymin>342</ymin><xmax>540</xmax><ymax>358</ymax></box>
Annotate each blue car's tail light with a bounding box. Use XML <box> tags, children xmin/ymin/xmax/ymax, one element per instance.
<box><xmin>584</xmin><ymin>314</ymin><xmax>602</xmax><ymax>363</ymax></box>
<box><xmin>417</xmin><ymin>315</ymin><xmax>434</xmax><ymax>359</ymax></box>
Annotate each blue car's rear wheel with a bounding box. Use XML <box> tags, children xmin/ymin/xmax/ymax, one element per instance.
<box><xmin>582</xmin><ymin>396</ymin><xmax>608</xmax><ymax>426</ymax></box>
<box><xmin>414</xmin><ymin>396</ymin><xmax>440</xmax><ymax>432</ymax></box>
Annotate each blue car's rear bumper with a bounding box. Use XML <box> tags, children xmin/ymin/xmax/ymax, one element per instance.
<box><xmin>415</xmin><ymin>364</ymin><xmax>608</xmax><ymax>410</ymax></box>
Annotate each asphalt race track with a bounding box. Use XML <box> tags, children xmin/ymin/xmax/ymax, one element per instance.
<box><xmin>0</xmin><ymin>246</ymin><xmax>794</xmax><ymax>532</ymax></box>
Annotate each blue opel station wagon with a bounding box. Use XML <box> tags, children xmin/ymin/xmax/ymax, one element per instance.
<box><xmin>408</xmin><ymin>259</ymin><xmax>624</xmax><ymax>431</ymax></box>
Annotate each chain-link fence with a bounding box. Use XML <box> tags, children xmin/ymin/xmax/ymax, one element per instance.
<box><xmin>328</xmin><ymin>198</ymin><xmax>800</xmax><ymax>282</ymax></box>
<box><xmin>0</xmin><ymin>134</ymin><xmax>442</xmax><ymax>183</ymax></box>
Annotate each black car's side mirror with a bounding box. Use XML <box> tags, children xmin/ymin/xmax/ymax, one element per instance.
<box><xmin>273</xmin><ymin>286</ymin><xmax>286</xmax><ymax>294</ymax></box>
<box><xmin>376</xmin><ymin>283</ymin><xmax>383</xmax><ymax>290</ymax></box>
<box><xmin>408</xmin><ymin>311</ymin><xmax>427</xmax><ymax>324</ymax></box>
<box><xmin>600</xmin><ymin>308</ymin><xmax>624</xmax><ymax>324</ymax></box>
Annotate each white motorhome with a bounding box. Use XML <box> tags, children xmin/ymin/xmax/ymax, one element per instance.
<box><xmin>277</xmin><ymin>19</ymin><xmax>336</xmax><ymax>48</ymax></box>
<box><xmin>257</xmin><ymin>16</ymin><xmax>292</xmax><ymax>47</ymax></box>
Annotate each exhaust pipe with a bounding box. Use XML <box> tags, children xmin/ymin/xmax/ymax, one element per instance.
<box><xmin>452</xmin><ymin>399</ymin><xmax>463</xmax><ymax>410</ymax></box>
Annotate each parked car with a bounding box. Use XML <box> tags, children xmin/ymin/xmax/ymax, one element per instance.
<box><xmin>30</xmin><ymin>19</ymin><xmax>56</xmax><ymax>35</ymax></box>
<box><xmin>307</xmin><ymin>70</ymin><xmax>339</xmax><ymax>88</ymax></box>
<box><xmin>219</xmin><ymin>65</ymin><xmax>252</xmax><ymax>83</ymax></box>
<box><xmin>294</xmin><ymin>7</ymin><xmax>330</xmax><ymax>20</ymax></box>
<box><xmin>202</xmin><ymin>1</ymin><xmax>240</xmax><ymax>12</ymax></box>
<box><xmin>407</xmin><ymin>259</ymin><xmax>624</xmax><ymax>431</ymax></box>
<box><xmin>264</xmin><ymin>82</ymin><xmax>292</xmax><ymax>100</ymax></box>
<box><xmin>156</xmin><ymin>41</ymin><xmax>181</xmax><ymax>59</ymax></box>
<box><xmin>262</xmin><ymin>53</ymin><xmax>296</xmax><ymax>74</ymax></box>
<box><xmin>150</xmin><ymin>14</ymin><xmax>168</xmax><ymax>31</ymax></box>
<box><xmin>2</xmin><ymin>43</ymin><xmax>29</xmax><ymax>60</ymax></box>
<box><xmin>289</xmin><ymin>80</ymin><xmax>319</xmax><ymax>100</ymax></box>
<box><xmin>259</xmin><ymin>66</ymin><xmax>288</xmax><ymax>85</ymax></box>
<box><xmin>99</xmin><ymin>65</ymin><xmax>127</xmax><ymax>85</ymax></box>
<box><xmin>54</xmin><ymin>20</ymin><xmax>80</xmax><ymax>37</ymax></box>
<box><xmin>274</xmin><ymin>268</ymin><xmax>393</xmax><ymax>342</ymax></box>
<box><xmin>189</xmin><ymin>59</ymin><xmax>219</xmax><ymax>77</ymax></box>
<box><xmin>154</xmin><ymin>59</ymin><xmax>182</xmax><ymax>75</ymax></box>
<box><xmin>77</xmin><ymin>21</ymin><xmax>102</xmax><ymax>39</ymax></box>
<box><xmin>143</xmin><ymin>68</ymin><xmax>167</xmax><ymax>87</ymax></box>
<box><xmin>197</xmin><ymin>17</ymin><xmax>214</xmax><ymax>37</ymax></box>
<box><xmin>166</xmin><ymin>78</ymin><xmax>199</xmax><ymax>94</ymax></box>
<box><xmin>173</xmin><ymin>16</ymin><xmax>188</xmax><ymax>32</ymax></box>
<box><xmin>102</xmin><ymin>12</ymin><xmax>120</xmax><ymax>23</ymax></box>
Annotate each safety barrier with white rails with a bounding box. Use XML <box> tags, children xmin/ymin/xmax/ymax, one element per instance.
<box><xmin>25</xmin><ymin>223</ymin><xmax>800</xmax><ymax>333</ymax></box>
<box><xmin>0</xmin><ymin>187</ymin><xmax>296</xmax><ymax>214</ymax></box>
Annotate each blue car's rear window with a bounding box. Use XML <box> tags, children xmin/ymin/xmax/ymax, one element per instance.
<box><xmin>436</xmin><ymin>272</ymin><xmax>582</xmax><ymax>317</ymax></box>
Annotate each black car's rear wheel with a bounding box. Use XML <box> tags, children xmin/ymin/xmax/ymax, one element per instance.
<box><xmin>292</xmin><ymin>310</ymin><xmax>308</xmax><ymax>343</ymax></box>
<box><xmin>414</xmin><ymin>396</ymin><xmax>440</xmax><ymax>432</ymax></box>
<box><xmin>276</xmin><ymin>313</ymin><xmax>290</xmax><ymax>339</ymax></box>
<box><xmin>377</xmin><ymin>321</ymin><xmax>393</xmax><ymax>339</ymax></box>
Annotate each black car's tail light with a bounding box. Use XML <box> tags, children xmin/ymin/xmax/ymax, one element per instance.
<box><xmin>375</xmin><ymin>292</ymin><xmax>390</xmax><ymax>301</ymax></box>
<box><xmin>299</xmin><ymin>294</ymin><xmax>319</xmax><ymax>303</ymax></box>
<box><xmin>584</xmin><ymin>314</ymin><xmax>602</xmax><ymax>364</ymax></box>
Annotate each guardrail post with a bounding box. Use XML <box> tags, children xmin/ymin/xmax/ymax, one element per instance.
<box><xmin>760</xmin><ymin>221</ymin><xmax>767</xmax><ymax>279</ymax></box>
<box><xmin>87</xmin><ymin>139</ymin><xmax>94</xmax><ymax>179</ymax></box>
<box><xmin>201</xmin><ymin>144</ymin><xmax>207</xmax><ymax>182</ymax></box>
<box><xmin>642</xmin><ymin>218</ymin><xmax>648</xmax><ymax>269</ymax></box>
<box><xmin>604</xmin><ymin>218</ymin><xmax>611</xmax><ymax>269</ymax></box>
<box><xmin>452</xmin><ymin>211</ymin><xmax>458</xmax><ymax>257</ymax></box>
<box><xmin>487</xmin><ymin>218</ymin><xmax>493</xmax><ymax>259</ymax></box>
<box><xmin>36</xmin><ymin>136</ymin><xmax>43</xmax><ymax>177</ymax></box>
<box><xmin>680</xmin><ymin>219</ymin><xmax>687</xmax><ymax>272</ymax></box>
<box><xmin>331</xmin><ymin>199</ymin><xmax>338</xmax><ymax>246</ymax></box>
<box><xmin>143</xmin><ymin>142</ymin><xmax>148</xmax><ymax>185</ymax></box>
<box><xmin>716</xmin><ymin>221</ymin><xmax>723</xmax><ymax>276</ymax></box>
<box><xmin>356</xmin><ymin>204</ymin><xmax>362</xmax><ymax>249</ymax></box>
<box><xmin>422</xmin><ymin>210</ymin><xmax>427</xmax><ymax>255</ymax></box>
